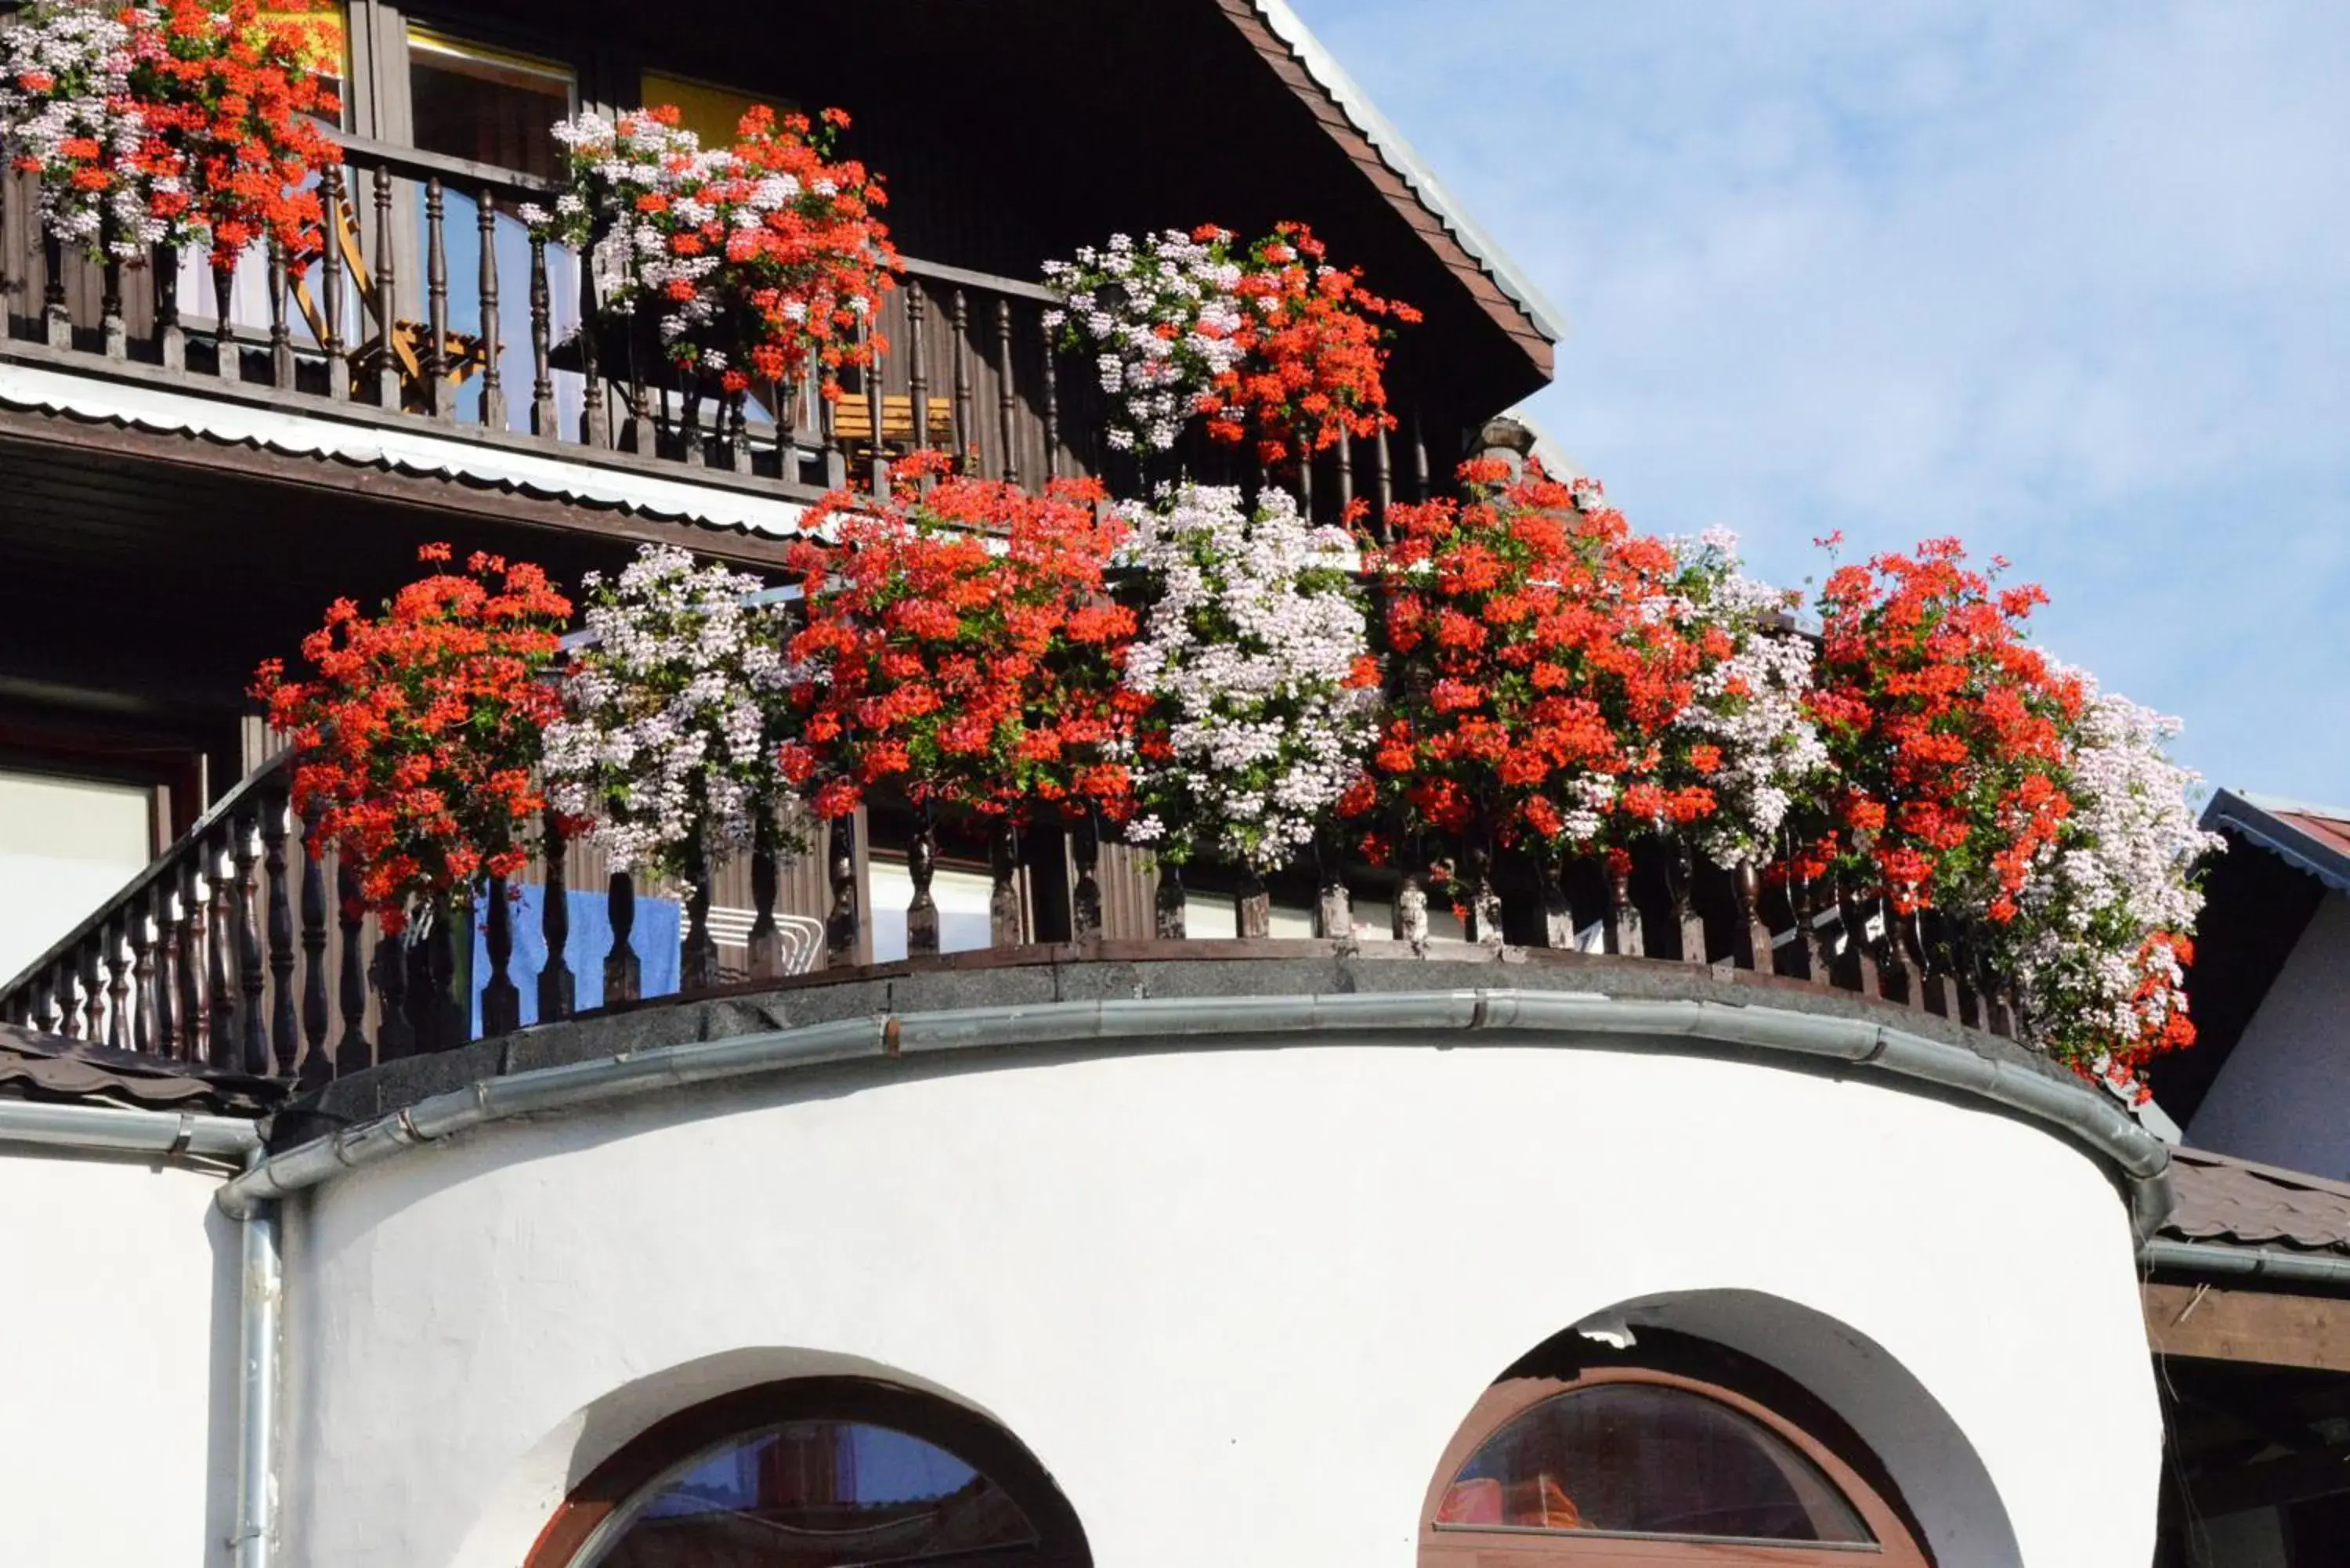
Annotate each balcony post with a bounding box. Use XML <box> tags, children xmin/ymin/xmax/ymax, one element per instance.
<box><xmin>1072</xmin><ymin>813</ymin><xmax>1103</xmax><ymax>945</ymax></box>
<box><xmin>233</xmin><ymin>811</ymin><xmax>268</xmax><ymax>1075</ymax></box>
<box><xmin>373</xmin><ymin>919</ymin><xmax>413</xmax><ymax>1062</ymax></box>
<box><xmin>539</xmin><ymin>810</ymin><xmax>575</xmax><ymax>1021</ymax></box>
<box><xmin>42</xmin><ymin>231</ymin><xmax>69</xmax><ymax>350</ymax></box>
<box><xmin>156</xmin><ymin>243</ymin><xmax>185</xmax><ymax>371</ymax></box>
<box><xmin>299</xmin><ymin>804</ymin><xmax>331</xmax><ymax>1083</ymax></box>
<box><xmin>267</xmin><ymin>233</ymin><xmax>295</xmax><ymax>390</ymax></box>
<box><xmin>577</xmin><ymin>247</ymin><xmax>607</xmax><ymax>446</ymax></box>
<box><xmin>103</xmin><ymin>916</ymin><xmax>131</xmax><ymax>1050</ymax></box>
<box><xmin>528</xmin><ymin>232</ymin><xmax>555</xmax><ymax>435</ymax></box>
<box><xmin>1154</xmin><ymin>861</ymin><xmax>1185</xmax><ymax>940</ymax></box>
<box><xmin>682</xmin><ymin>840</ymin><xmax>719</xmax><ymax>993</ymax></box>
<box><xmin>987</xmin><ymin>819</ymin><xmax>1024</xmax><ymax>948</ymax></box>
<box><xmin>129</xmin><ymin>893</ymin><xmax>159</xmax><ymax>1053</ymax></box>
<box><xmin>100</xmin><ymin>214</ymin><xmax>125</xmax><ymax>359</ymax></box>
<box><xmin>154</xmin><ymin>880</ymin><xmax>183</xmax><ymax>1057</ymax></box>
<box><xmin>207</xmin><ymin>829</ymin><xmax>238</xmax><ymax>1066</ymax></box>
<box><xmin>477</xmin><ymin>184</ymin><xmax>504</xmax><ymax>430</ymax></box>
<box><xmin>337</xmin><ymin>861</ymin><xmax>371</xmax><ymax>1071</ymax></box>
<box><xmin>372</xmin><ymin>164</ymin><xmax>400</xmax><ymax>408</ymax></box>
<box><xmin>906</xmin><ymin>815</ymin><xmax>941</xmax><ymax>958</ymax></box>
<box><xmin>1462</xmin><ymin>844</ymin><xmax>1502</xmax><ymax>947</ymax></box>
<box><xmin>604</xmin><ymin>871</ymin><xmax>642</xmax><ymax>1005</ymax></box>
<box><xmin>262</xmin><ymin>789</ymin><xmax>298</xmax><ymax>1073</ymax></box>
<box><xmin>320</xmin><ymin>165</ymin><xmax>345</xmax><ymax>399</ymax></box>
<box><xmin>1314</xmin><ymin>845</ymin><xmax>1352</xmax><ymax>943</ymax></box>
<box><xmin>482</xmin><ymin>876</ymin><xmax>521</xmax><ymax>1035</ymax></box>
<box><xmin>214</xmin><ymin>258</ymin><xmax>238</xmax><ymax>382</ymax></box>
<box><xmin>828</xmin><ymin>815</ymin><xmax>866</xmax><ymax>965</ymax></box>
<box><xmin>749</xmin><ymin>816</ymin><xmax>784</xmax><ymax>978</ymax></box>
<box><xmin>424</xmin><ymin>178</ymin><xmax>450</xmax><ymax>417</ymax></box>
<box><xmin>1606</xmin><ymin>859</ymin><xmax>1644</xmax><ymax>959</ymax></box>
<box><xmin>1733</xmin><ymin>861</ymin><xmax>1775</xmax><ymax>974</ymax></box>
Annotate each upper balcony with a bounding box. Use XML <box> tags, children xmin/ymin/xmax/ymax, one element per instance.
<box><xmin>0</xmin><ymin>0</ymin><xmax>1560</xmax><ymax>555</ymax></box>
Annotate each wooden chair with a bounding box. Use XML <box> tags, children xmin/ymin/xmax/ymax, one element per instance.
<box><xmin>290</xmin><ymin>185</ymin><xmax>487</xmax><ymax>411</ymax></box>
<box><xmin>831</xmin><ymin>392</ymin><xmax>955</xmax><ymax>457</ymax></box>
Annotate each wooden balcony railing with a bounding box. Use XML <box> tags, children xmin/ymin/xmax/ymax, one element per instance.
<box><xmin>0</xmin><ymin>139</ymin><xmax>1459</xmax><ymax>517</ymax></box>
<box><xmin>0</xmin><ymin>739</ymin><xmax>2030</xmax><ymax>1089</ymax></box>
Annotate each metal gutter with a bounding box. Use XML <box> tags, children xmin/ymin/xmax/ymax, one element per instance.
<box><xmin>2141</xmin><ymin>1239</ymin><xmax>2350</xmax><ymax>1288</ymax></box>
<box><xmin>0</xmin><ymin>1098</ymin><xmax>261</xmax><ymax>1164</ymax></box>
<box><xmin>1248</xmin><ymin>0</ymin><xmax>1568</xmax><ymax>345</ymax></box>
<box><xmin>215</xmin><ymin>988</ymin><xmax>2173</xmax><ymax>1239</ymax></box>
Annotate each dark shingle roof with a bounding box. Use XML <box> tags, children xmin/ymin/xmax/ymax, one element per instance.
<box><xmin>2164</xmin><ymin>1147</ymin><xmax>2350</xmax><ymax>1257</ymax></box>
<box><xmin>0</xmin><ymin>1024</ymin><xmax>279</xmax><ymax>1118</ymax></box>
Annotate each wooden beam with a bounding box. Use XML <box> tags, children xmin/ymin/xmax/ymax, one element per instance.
<box><xmin>2147</xmin><ymin>1281</ymin><xmax>2350</xmax><ymax>1374</ymax></box>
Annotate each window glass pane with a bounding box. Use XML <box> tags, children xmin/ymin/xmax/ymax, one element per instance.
<box><xmin>0</xmin><ymin>772</ymin><xmax>151</xmax><ymax>980</ymax></box>
<box><xmin>1436</xmin><ymin>1383</ymin><xmax>1873</xmax><ymax>1545</ymax></box>
<box><xmin>408</xmin><ymin>30</ymin><xmax>573</xmax><ymax>179</ymax></box>
<box><xmin>585</xmin><ymin>1419</ymin><xmax>1039</xmax><ymax>1568</ymax></box>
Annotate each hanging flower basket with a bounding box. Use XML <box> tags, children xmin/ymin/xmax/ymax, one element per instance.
<box><xmin>526</xmin><ymin>103</ymin><xmax>899</xmax><ymax>403</ymax></box>
<box><xmin>0</xmin><ymin>0</ymin><xmax>342</xmax><ymax>268</ymax></box>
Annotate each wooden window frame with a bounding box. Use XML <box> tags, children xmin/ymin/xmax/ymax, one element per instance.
<box><xmin>1420</xmin><ymin>1369</ymin><xmax>1932</xmax><ymax>1568</ymax></box>
<box><xmin>524</xmin><ymin>1375</ymin><xmax>1092</xmax><ymax>1568</ymax></box>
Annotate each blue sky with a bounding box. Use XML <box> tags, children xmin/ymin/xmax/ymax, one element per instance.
<box><xmin>1289</xmin><ymin>0</ymin><xmax>2350</xmax><ymax>804</ymax></box>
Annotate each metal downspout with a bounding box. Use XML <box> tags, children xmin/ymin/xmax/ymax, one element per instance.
<box><xmin>233</xmin><ymin>1158</ymin><xmax>282</xmax><ymax>1568</ymax></box>
<box><xmin>0</xmin><ymin>1102</ymin><xmax>277</xmax><ymax>1566</ymax></box>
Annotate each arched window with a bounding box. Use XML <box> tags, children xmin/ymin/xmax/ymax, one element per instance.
<box><xmin>529</xmin><ymin>1378</ymin><xmax>1090</xmax><ymax>1568</ymax></box>
<box><xmin>1422</xmin><ymin>1370</ymin><xmax>1930</xmax><ymax>1566</ymax></box>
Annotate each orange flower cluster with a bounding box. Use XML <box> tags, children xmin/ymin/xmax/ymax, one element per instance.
<box><xmin>3</xmin><ymin>0</ymin><xmax>341</xmax><ymax>268</ymax></box>
<box><xmin>137</xmin><ymin>0</ymin><xmax>340</xmax><ymax>267</ymax></box>
<box><xmin>1202</xmin><ymin>222</ymin><xmax>1420</xmax><ymax>468</ymax></box>
<box><xmin>1347</xmin><ymin>461</ymin><xmax>1726</xmax><ymax>858</ymax></box>
<box><xmin>250</xmin><ymin>545</ymin><xmax>572</xmax><ymax>933</ymax></box>
<box><xmin>1805</xmin><ymin>537</ymin><xmax>2084</xmax><ymax>919</ymax></box>
<box><xmin>781</xmin><ymin>458</ymin><xmax>1144</xmax><ymax>824</ymax></box>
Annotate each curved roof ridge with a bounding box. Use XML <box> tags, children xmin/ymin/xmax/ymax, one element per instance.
<box><xmin>1246</xmin><ymin>0</ymin><xmax>1567</xmax><ymax>347</ymax></box>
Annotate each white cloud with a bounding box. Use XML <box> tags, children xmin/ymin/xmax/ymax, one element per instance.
<box><xmin>1293</xmin><ymin>0</ymin><xmax>2350</xmax><ymax>798</ymax></box>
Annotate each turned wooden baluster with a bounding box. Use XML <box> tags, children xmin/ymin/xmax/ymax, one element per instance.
<box><xmin>78</xmin><ymin>943</ymin><xmax>103</xmax><ymax>1042</ymax></box>
<box><xmin>103</xmin><ymin>917</ymin><xmax>131</xmax><ymax>1051</ymax></box>
<box><xmin>906</xmin><ymin>814</ymin><xmax>941</xmax><ymax>958</ymax></box>
<box><xmin>1234</xmin><ymin>869</ymin><xmax>1271</xmax><ymax>940</ymax></box>
<box><xmin>987</xmin><ymin>819</ymin><xmax>1024</xmax><ymax>948</ymax></box>
<box><xmin>156</xmin><ymin>242</ymin><xmax>185</xmax><ymax>370</ymax></box>
<box><xmin>577</xmin><ymin>248</ymin><xmax>607</xmax><ymax>446</ymax></box>
<box><xmin>1393</xmin><ymin>862</ymin><xmax>1431</xmax><ymax>951</ymax></box>
<box><xmin>1462</xmin><ymin>845</ymin><xmax>1502</xmax><ymax>947</ymax></box>
<box><xmin>154</xmin><ymin>880</ymin><xmax>183</xmax><ymax>1057</ymax></box>
<box><xmin>681</xmin><ymin>381</ymin><xmax>706</xmax><ymax>468</ymax></box>
<box><xmin>1607</xmin><ymin>861</ymin><xmax>1645</xmax><ymax>959</ymax></box>
<box><xmin>481</xmin><ymin>877</ymin><xmax>520</xmax><ymax>1035</ymax></box>
<box><xmin>214</xmin><ymin>261</ymin><xmax>237</xmax><ymax>382</ymax></box>
<box><xmin>1071</xmin><ymin>815</ymin><xmax>1104</xmax><ymax>945</ymax></box>
<box><xmin>266</xmin><ymin>233</ymin><xmax>294</xmax><ymax>389</ymax></box>
<box><xmin>320</xmin><ymin>164</ymin><xmax>345</xmax><ymax>399</ymax></box>
<box><xmin>1039</xmin><ymin>320</ymin><xmax>1061</xmax><ymax>479</ymax></box>
<box><xmin>682</xmin><ymin>843</ymin><xmax>719</xmax><ymax>993</ymax></box>
<box><xmin>262</xmin><ymin>793</ymin><xmax>298</xmax><ymax>1075</ymax></box>
<box><xmin>826</xmin><ymin>816</ymin><xmax>863</xmax><ymax>965</ymax></box>
<box><xmin>819</xmin><ymin>368</ymin><xmax>845</xmax><ymax>487</ymax></box>
<box><xmin>425</xmin><ymin>178</ymin><xmax>450</xmax><ymax>417</ymax></box>
<box><xmin>528</xmin><ymin>232</ymin><xmax>555</xmax><ymax>435</ymax></box>
<box><xmin>538</xmin><ymin>811</ymin><xmax>575</xmax><ymax>1020</ymax></box>
<box><xmin>373</xmin><ymin>919</ymin><xmax>413</xmax><ymax>1063</ymax></box>
<box><xmin>993</xmin><ymin>296</ymin><xmax>1021</xmax><ymax>485</ymax></box>
<box><xmin>1372</xmin><ymin>426</ymin><xmax>1394</xmax><ymax>533</ymax></box>
<box><xmin>1909</xmin><ymin>913</ymin><xmax>1958</xmax><ymax>1018</ymax></box>
<box><xmin>233</xmin><ymin>813</ymin><xmax>268</xmax><ymax>1075</ymax></box>
<box><xmin>371</xmin><ymin>164</ymin><xmax>400</xmax><ymax>408</ymax></box>
<box><xmin>477</xmin><ymin>184</ymin><xmax>504</xmax><ymax>429</ymax></box>
<box><xmin>29</xmin><ymin>966</ymin><xmax>60</xmax><ymax>1035</ymax></box>
<box><xmin>298</xmin><ymin>806</ymin><xmax>330</xmax><ymax>1082</ymax></box>
<box><xmin>207</xmin><ymin>830</ymin><xmax>238</xmax><ymax>1067</ymax></box>
<box><xmin>1733</xmin><ymin>862</ymin><xmax>1775</xmax><ymax>974</ymax></box>
<box><xmin>950</xmin><ymin>287</ymin><xmax>973</xmax><ymax>468</ymax></box>
<box><xmin>1296</xmin><ymin>446</ymin><xmax>1314</xmax><ymax>517</ymax></box>
<box><xmin>100</xmin><ymin>214</ymin><xmax>126</xmax><ymax>359</ymax></box>
<box><xmin>42</xmin><ymin>232</ymin><xmax>69</xmax><ymax>349</ymax></box>
<box><xmin>421</xmin><ymin>898</ymin><xmax>459</xmax><ymax>1050</ymax></box>
<box><xmin>1155</xmin><ymin>862</ymin><xmax>1186</xmax><ymax>939</ymax></box>
<box><xmin>128</xmin><ymin>896</ymin><xmax>159</xmax><ymax>1053</ymax></box>
<box><xmin>1314</xmin><ymin>845</ymin><xmax>1353</xmax><ymax>942</ymax></box>
<box><xmin>1336</xmin><ymin>435</ymin><xmax>1355</xmax><ymax>513</ymax></box>
<box><xmin>336</xmin><ymin>862</ymin><xmax>370</xmax><ymax>1071</ymax></box>
<box><xmin>1410</xmin><ymin>410</ymin><xmax>1431</xmax><ymax>500</ymax></box>
<box><xmin>1533</xmin><ymin>851</ymin><xmax>1574</xmax><ymax>949</ymax></box>
<box><xmin>728</xmin><ymin>389</ymin><xmax>750</xmax><ymax>475</ymax></box>
<box><xmin>1667</xmin><ymin>847</ymin><xmax>1706</xmax><ymax>966</ymax></box>
<box><xmin>863</xmin><ymin>320</ymin><xmax>887</xmax><ymax>494</ymax></box>
<box><xmin>1950</xmin><ymin>921</ymin><xmax>1986</xmax><ymax>1030</ymax></box>
<box><xmin>908</xmin><ymin>283</ymin><xmax>931</xmax><ymax>457</ymax></box>
<box><xmin>1789</xmin><ymin>873</ymin><xmax>1834</xmax><ymax>984</ymax></box>
<box><xmin>748</xmin><ymin>822</ymin><xmax>784</xmax><ymax>980</ymax></box>
<box><xmin>1836</xmin><ymin>886</ymin><xmax>1885</xmax><ymax>1000</ymax></box>
<box><xmin>604</xmin><ymin>871</ymin><xmax>642</xmax><ymax>1005</ymax></box>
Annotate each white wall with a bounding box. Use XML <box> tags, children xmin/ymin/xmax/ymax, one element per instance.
<box><xmin>0</xmin><ymin>1151</ymin><xmax>239</xmax><ymax>1568</ymax></box>
<box><xmin>2188</xmin><ymin>890</ymin><xmax>2350</xmax><ymax>1177</ymax></box>
<box><xmin>280</xmin><ymin>1039</ymin><xmax>2163</xmax><ymax>1568</ymax></box>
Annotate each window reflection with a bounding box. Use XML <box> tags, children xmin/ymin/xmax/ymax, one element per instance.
<box><xmin>408</xmin><ymin>30</ymin><xmax>573</xmax><ymax>179</ymax></box>
<box><xmin>1436</xmin><ymin>1383</ymin><xmax>1873</xmax><ymax>1544</ymax></box>
<box><xmin>586</xmin><ymin>1419</ymin><xmax>1041</xmax><ymax>1568</ymax></box>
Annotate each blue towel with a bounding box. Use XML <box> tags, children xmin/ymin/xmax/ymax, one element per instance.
<box><xmin>471</xmin><ymin>883</ymin><xmax>681</xmax><ymax>1035</ymax></box>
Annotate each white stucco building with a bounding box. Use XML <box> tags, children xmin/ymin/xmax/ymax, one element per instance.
<box><xmin>5</xmin><ymin>954</ymin><xmax>2175</xmax><ymax>1568</ymax></box>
